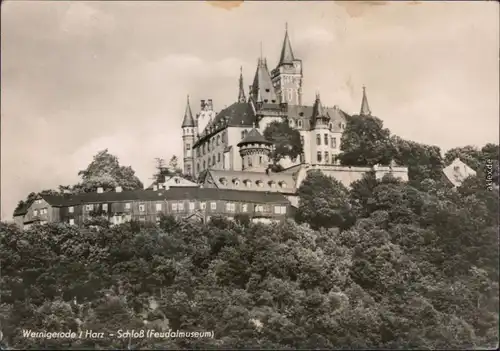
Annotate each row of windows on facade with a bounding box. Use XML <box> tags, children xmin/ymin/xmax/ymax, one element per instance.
<box><xmin>290</xmin><ymin>119</ymin><xmax>345</xmax><ymax>130</ymax></box>
<box><xmin>196</xmin><ymin>152</ymin><xmax>224</xmax><ymax>173</ymax></box>
<box><xmin>299</xmin><ymin>134</ymin><xmax>338</xmax><ymax>148</ymax></box>
<box><xmin>218</xmin><ymin>178</ymin><xmax>288</xmax><ymax>189</ymax></box>
<box><xmin>76</xmin><ymin>202</ymin><xmax>287</xmax><ymax>214</ymax></box>
<box><xmin>317</xmin><ymin>151</ymin><xmax>338</xmax><ymax>164</ymax></box>
<box><xmin>188</xmin><ymin>131</ymin><xmax>228</xmax><ymax>155</ymax></box>
<box><xmin>32</xmin><ymin>208</ymin><xmax>48</xmax><ymax>217</ymax></box>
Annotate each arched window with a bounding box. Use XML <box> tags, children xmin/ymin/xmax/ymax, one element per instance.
<box><xmin>217</xmin><ymin>135</ymin><xmax>220</xmax><ymax>145</ymax></box>
<box><xmin>298</xmin><ymin>120</ymin><xmax>303</xmax><ymax>128</ymax></box>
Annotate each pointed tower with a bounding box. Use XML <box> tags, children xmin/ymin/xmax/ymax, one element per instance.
<box><xmin>182</xmin><ymin>95</ymin><xmax>195</xmax><ymax>176</ymax></box>
<box><xmin>237</xmin><ymin>126</ymin><xmax>273</xmax><ymax>172</ymax></box>
<box><xmin>238</xmin><ymin>66</ymin><xmax>246</xmax><ymax>103</ymax></box>
<box><xmin>360</xmin><ymin>86</ymin><xmax>372</xmax><ymax>116</ymax></box>
<box><xmin>271</xmin><ymin>23</ymin><xmax>303</xmax><ymax>105</ymax></box>
<box><xmin>312</xmin><ymin>92</ymin><xmax>330</xmax><ymax>128</ymax></box>
<box><xmin>250</xmin><ymin>57</ymin><xmax>278</xmax><ymax>104</ymax></box>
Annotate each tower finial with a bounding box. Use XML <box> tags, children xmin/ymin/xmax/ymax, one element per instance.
<box><xmin>360</xmin><ymin>85</ymin><xmax>372</xmax><ymax>116</ymax></box>
<box><xmin>182</xmin><ymin>94</ymin><xmax>195</xmax><ymax>128</ymax></box>
<box><xmin>238</xmin><ymin>66</ymin><xmax>246</xmax><ymax>103</ymax></box>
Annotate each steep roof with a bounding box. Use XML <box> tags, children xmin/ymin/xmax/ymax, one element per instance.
<box><xmin>203</xmin><ymin>169</ymin><xmax>298</xmax><ymax>194</ymax></box>
<box><xmin>287</xmin><ymin>105</ymin><xmax>349</xmax><ymax>131</ymax></box>
<box><xmin>250</xmin><ymin>58</ymin><xmax>278</xmax><ymax>103</ymax></box>
<box><xmin>312</xmin><ymin>93</ymin><xmax>329</xmax><ymax>120</ymax></box>
<box><xmin>181</xmin><ymin>95</ymin><xmax>195</xmax><ymax>127</ymax></box>
<box><xmin>360</xmin><ymin>86</ymin><xmax>372</xmax><ymax>116</ymax></box>
<box><xmin>238</xmin><ymin>66</ymin><xmax>246</xmax><ymax>103</ymax></box>
<box><xmin>278</xmin><ymin>24</ymin><xmax>295</xmax><ymax>66</ymax></box>
<box><xmin>237</xmin><ymin>128</ymin><xmax>273</xmax><ymax>147</ymax></box>
<box><xmin>211</xmin><ymin>102</ymin><xmax>255</xmax><ymax>128</ymax></box>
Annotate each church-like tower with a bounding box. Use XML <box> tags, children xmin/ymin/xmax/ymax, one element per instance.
<box><xmin>271</xmin><ymin>24</ymin><xmax>303</xmax><ymax>106</ymax></box>
<box><xmin>181</xmin><ymin>95</ymin><xmax>195</xmax><ymax>176</ymax></box>
<box><xmin>237</xmin><ymin>126</ymin><xmax>273</xmax><ymax>172</ymax></box>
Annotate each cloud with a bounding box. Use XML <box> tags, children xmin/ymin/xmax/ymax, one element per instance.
<box><xmin>59</xmin><ymin>2</ymin><xmax>115</xmax><ymax>36</ymax></box>
<box><xmin>297</xmin><ymin>27</ymin><xmax>335</xmax><ymax>45</ymax></box>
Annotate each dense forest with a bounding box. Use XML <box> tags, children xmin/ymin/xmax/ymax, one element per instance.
<box><xmin>2</xmin><ymin>114</ymin><xmax>498</xmax><ymax>349</ymax></box>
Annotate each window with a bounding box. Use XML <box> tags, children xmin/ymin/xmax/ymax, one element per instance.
<box><xmin>274</xmin><ymin>205</ymin><xmax>281</xmax><ymax>214</ymax></box>
<box><xmin>279</xmin><ymin>181</ymin><xmax>287</xmax><ymax>188</ymax></box>
<box><xmin>186</xmin><ymin>143</ymin><xmax>191</xmax><ymax>150</ymax></box>
<box><xmin>256</xmin><ymin>180</ymin><xmax>263</xmax><ymax>188</ymax></box>
<box><xmin>233</xmin><ymin>179</ymin><xmax>240</xmax><ymax>186</ymax></box>
<box><xmin>197</xmin><ymin>163</ymin><xmax>200</xmax><ymax>172</ymax></box>
<box><xmin>156</xmin><ymin>203</ymin><xmax>162</xmax><ymax>212</ymax></box>
<box><xmin>316</xmin><ymin>134</ymin><xmax>321</xmax><ymax>145</ymax></box>
<box><xmin>186</xmin><ymin>165</ymin><xmax>191</xmax><ymax>175</ymax></box>
<box><xmin>69</xmin><ymin>218</ymin><xmax>75</xmax><ymax>226</ymax></box>
<box><xmin>300</xmin><ymin>136</ymin><xmax>304</xmax><ymax>145</ymax></box>
<box><xmin>218</xmin><ymin>153</ymin><xmax>221</xmax><ymax>162</ymax></box>
<box><xmin>259</xmin><ymin>156</ymin><xmax>263</xmax><ymax>164</ymax></box>
<box><xmin>332</xmin><ymin>154</ymin><xmax>336</xmax><ymax>164</ymax></box>
<box><xmin>244</xmin><ymin>180</ymin><xmax>252</xmax><ymax>187</ymax></box>
<box><xmin>178</xmin><ymin>202</ymin><xmax>184</xmax><ymax>211</ymax></box>
<box><xmin>329</xmin><ymin>123</ymin><xmax>333</xmax><ymax>130</ymax></box>
<box><xmin>217</xmin><ymin>135</ymin><xmax>220</xmax><ymax>145</ymax></box>
<box><xmin>226</xmin><ymin>203</ymin><xmax>232</xmax><ymax>212</ymax></box>
<box><xmin>332</xmin><ymin>137</ymin><xmax>337</xmax><ymax>148</ymax></box>
<box><xmin>69</xmin><ymin>206</ymin><xmax>74</xmax><ymax>213</ymax></box>
<box><xmin>172</xmin><ymin>203</ymin><xmax>178</xmax><ymax>211</ymax></box>
<box><xmin>197</xmin><ymin>148</ymin><xmax>200</xmax><ymax>157</ymax></box>
<box><xmin>203</xmin><ymin>160</ymin><xmax>206</xmax><ymax>170</ymax></box>
<box><xmin>33</xmin><ymin>209</ymin><xmax>38</xmax><ymax>216</ymax></box>
<box><xmin>280</xmin><ymin>206</ymin><xmax>287</xmax><ymax>214</ymax></box>
<box><xmin>210</xmin><ymin>202</ymin><xmax>217</xmax><ymax>210</ymax></box>
<box><xmin>189</xmin><ymin>202</ymin><xmax>195</xmax><ymax>211</ymax></box>
<box><xmin>139</xmin><ymin>216</ymin><xmax>146</xmax><ymax>222</ymax></box>
<box><xmin>255</xmin><ymin>205</ymin><xmax>264</xmax><ymax>212</ymax></box>
<box><xmin>125</xmin><ymin>203</ymin><xmax>131</xmax><ymax>210</ymax></box>
<box><xmin>102</xmin><ymin>204</ymin><xmax>108</xmax><ymax>212</ymax></box>
<box><xmin>207</xmin><ymin>141</ymin><xmax>211</xmax><ymax>152</ymax></box>
<box><xmin>324</xmin><ymin>133</ymin><xmax>328</xmax><ymax>145</ymax></box>
<box><xmin>86</xmin><ymin>204</ymin><xmax>94</xmax><ymax>211</ymax></box>
<box><xmin>241</xmin><ymin>131</ymin><xmax>245</xmax><ymax>139</ymax></box>
<box><xmin>242</xmin><ymin>204</ymin><xmax>248</xmax><ymax>212</ymax></box>
<box><xmin>212</xmin><ymin>155</ymin><xmax>216</xmax><ymax>165</ymax></box>
<box><xmin>139</xmin><ymin>204</ymin><xmax>145</xmax><ymax>212</ymax></box>
<box><xmin>200</xmin><ymin>202</ymin><xmax>206</xmax><ymax>210</ymax></box>
<box><xmin>317</xmin><ymin>152</ymin><xmax>322</xmax><ymax>162</ymax></box>
<box><xmin>298</xmin><ymin>120</ymin><xmax>303</xmax><ymax>128</ymax></box>
<box><xmin>248</xmin><ymin>158</ymin><xmax>253</xmax><ymax>167</ymax></box>
<box><xmin>156</xmin><ymin>216</ymin><xmax>161</xmax><ymax>223</ymax></box>
<box><xmin>325</xmin><ymin>152</ymin><xmax>329</xmax><ymax>164</ymax></box>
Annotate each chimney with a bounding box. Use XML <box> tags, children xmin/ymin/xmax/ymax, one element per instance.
<box><xmin>115</xmin><ymin>186</ymin><xmax>122</xmax><ymax>193</ymax></box>
<box><xmin>97</xmin><ymin>187</ymin><xmax>104</xmax><ymax>194</ymax></box>
<box><xmin>201</xmin><ymin>99</ymin><xmax>206</xmax><ymax>110</ymax></box>
<box><xmin>207</xmin><ymin>99</ymin><xmax>213</xmax><ymax>111</ymax></box>
<box><xmin>153</xmin><ymin>185</ymin><xmax>158</xmax><ymax>191</ymax></box>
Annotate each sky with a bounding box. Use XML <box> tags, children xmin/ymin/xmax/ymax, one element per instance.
<box><xmin>1</xmin><ymin>1</ymin><xmax>499</xmax><ymax>220</ymax></box>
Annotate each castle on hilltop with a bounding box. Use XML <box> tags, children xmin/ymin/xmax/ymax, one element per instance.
<box><xmin>181</xmin><ymin>25</ymin><xmax>409</xmax><ymax>204</ymax></box>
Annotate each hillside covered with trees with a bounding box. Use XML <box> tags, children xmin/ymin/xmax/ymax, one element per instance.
<box><xmin>2</xmin><ymin>115</ymin><xmax>498</xmax><ymax>349</ymax></box>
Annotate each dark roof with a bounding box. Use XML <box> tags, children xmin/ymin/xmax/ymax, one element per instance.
<box><xmin>14</xmin><ymin>188</ymin><xmax>289</xmax><ymax>215</ymax></box>
<box><xmin>213</xmin><ymin>102</ymin><xmax>255</xmax><ymax>127</ymax></box>
<box><xmin>278</xmin><ymin>28</ymin><xmax>295</xmax><ymax>65</ymax></box>
<box><xmin>360</xmin><ymin>86</ymin><xmax>372</xmax><ymax>116</ymax></box>
<box><xmin>181</xmin><ymin>95</ymin><xmax>195</xmax><ymax>127</ymax></box>
<box><xmin>250</xmin><ymin>58</ymin><xmax>278</xmax><ymax>103</ymax></box>
<box><xmin>237</xmin><ymin>128</ymin><xmax>273</xmax><ymax>147</ymax></box>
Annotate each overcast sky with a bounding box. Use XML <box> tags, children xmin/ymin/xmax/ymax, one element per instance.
<box><xmin>1</xmin><ymin>1</ymin><xmax>499</xmax><ymax>220</ymax></box>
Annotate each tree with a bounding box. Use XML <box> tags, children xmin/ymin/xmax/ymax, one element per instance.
<box><xmin>338</xmin><ymin>114</ymin><xmax>394</xmax><ymax>166</ymax></box>
<box><xmin>445</xmin><ymin>144</ymin><xmax>499</xmax><ymax>185</ymax></box>
<box><xmin>263</xmin><ymin>121</ymin><xmax>303</xmax><ymax>164</ymax></box>
<box><xmin>295</xmin><ymin>170</ymin><xmax>353</xmax><ymax>230</ymax></box>
<box><xmin>74</xmin><ymin>149</ymin><xmax>143</xmax><ymax>193</ymax></box>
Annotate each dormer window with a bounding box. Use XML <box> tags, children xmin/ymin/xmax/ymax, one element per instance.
<box><xmin>232</xmin><ymin>178</ymin><xmax>240</xmax><ymax>186</ymax></box>
<box><xmin>264</xmin><ymin>99</ymin><xmax>268</xmax><ymax>103</ymax></box>
<box><xmin>298</xmin><ymin>120</ymin><xmax>303</xmax><ymax>128</ymax></box>
<box><xmin>271</xmin><ymin>100</ymin><xmax>276</xmax><ymax>103</ymax></box>
<box><xmin>268</xmin><ymin>180</ymin><xmax>276</xmax><ymax>188</ymax></box>
<box><xmin>244</xmin><ymin>179</ymin><xmax>252</xmax><ymax>187</ymax></box>
<box><xmin>219</xmin><ymin>177</ymin><xmax>228</xmax><ymax>185</ymax></box>
<box><xmin>279</xmin><ymin>181</ymin><xmax>287</xmax><ymax>188</ymax></box>
<box><xmin>299</xmin><ymin>112</ymin><xmax>304</xmax><ymax>117</ymax></box>
<box><xmin>265</xmin><ymin>89</ymin><xmax>270</xmax><ymax>93</ymax></box>
<box><xmin>174</xmin><ymin>177</ymin><xmax>180</xmax><ymax>184</ymax></box>
<box><xmin>256</xmin><ymin>180</ymin><xmax>264</xmax><ymax>188</ymax></box>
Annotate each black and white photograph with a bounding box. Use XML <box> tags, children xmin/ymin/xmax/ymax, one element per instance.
<box><xmin>1</xmin><ymin>0</ymin><xmax>499</xmax><ymax>349</ymax></box>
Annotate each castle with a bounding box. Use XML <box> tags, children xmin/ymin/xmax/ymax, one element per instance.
<box><xmin>181</xmin><ymin>25</ymin><xmax>409</xmax><ymax>204</ymax></box>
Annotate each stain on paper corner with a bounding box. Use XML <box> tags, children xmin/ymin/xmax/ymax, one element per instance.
<box><xmin>208</xmin><ymin>1</ymin><xmax>244</xmax><ymax>11</ymax></box>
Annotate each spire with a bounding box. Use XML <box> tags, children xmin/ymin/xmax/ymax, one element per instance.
<box><xmin>312</xmin><ymin>92</ymin><xmax>328</xmax><ymax>120</ymax></box>
<box><xmin>251</xmin><ymin>56</ymin><xmax>278</xmax><ymax>103</ymax></box>
<box><xmin>181</xmin><ymin>95</ymin><xmax>195</xmax><ymax>127</ymax></box>
<box><xmin>278</xmin><ymin>23</ymin><xmax>295</xmax><ymax>66</ymax></box>
<box><xmin>238</xmin><ymin>66</ymin><xmax>246</xmax><ymax>103</ymax></box>
<box><xmin>360</xmin><ymin>86</ymin><xmax>372</xmax><ymax>116</ymax></box>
